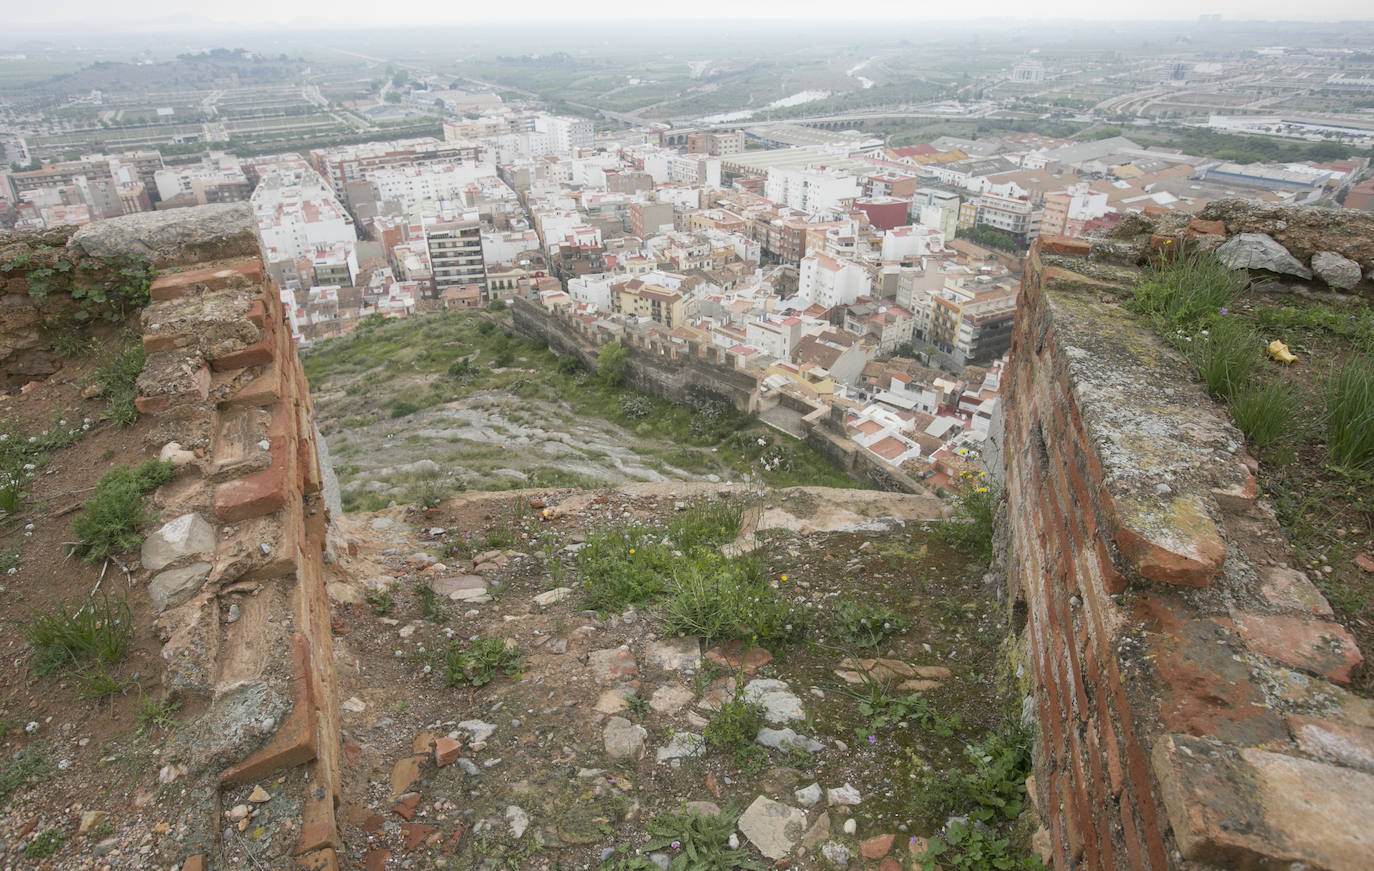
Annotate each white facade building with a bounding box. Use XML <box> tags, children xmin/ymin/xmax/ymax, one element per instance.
<box><xmin>797</xmin><ymin>252</ymin><xmax>871</xmax><ymax>309</ymax></box>
<box><xmin>251</xmin><ymin>164</ymin><xmax>357</xmax><ymax>264</ymax></box>
<box><xmin>881</xmin><ymin>225</ymin><xmax>946</xmax><ymax>262</ymax></box>
<box><xmin>764</xmin><ymin>167</ymin><xmax>861</xmax><ymax>215</ymax></box>
<box><xmin>535</xmin><ymin>115</ymin><xmax>595</xmax><ymax>154</ymax></box>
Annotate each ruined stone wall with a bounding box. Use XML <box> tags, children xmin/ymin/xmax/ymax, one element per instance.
<box><xmin>2</xmin><ymin>206</ymin><xmax>342</xmax><ymax>871</ymax></box>
<box><xmin>512</xmin><ymin>297</ymin><xmax>927</xmax><ymax>493</ymax></box>
<box><xmin>510</xmin><ymin>296</ymin><xmax>758</xmax><ymax>411</ymax></box>
<box><xmin>1006</xmin><ymin>227</ymin><xmax>1372</xmax><ymax>871</ymax></box>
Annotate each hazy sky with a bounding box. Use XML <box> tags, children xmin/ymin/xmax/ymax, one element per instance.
<box><xmin>9</xmin><ymin>0</ymin><xmax>1374</xmax><ymax>28</ymax></box>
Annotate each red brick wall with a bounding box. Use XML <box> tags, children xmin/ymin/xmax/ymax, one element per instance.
<box><xmin>1005</xmin><ymin>236</ymin><xmax>1373</xmax><ymax>871</ymax></box>
<box><xmin>137</xmin><ymin>250</ymin><xmax>341</xmax><ymax>870</ymax></box>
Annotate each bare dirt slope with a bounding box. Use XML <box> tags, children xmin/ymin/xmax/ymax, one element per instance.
<box><xmin>321</xmin><ymin>485</ymin><xmax>1019</xmax><ymax>871</ymax></box>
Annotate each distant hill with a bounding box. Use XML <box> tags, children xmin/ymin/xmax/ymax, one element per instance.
<box><xmin>30</xmin><ymin>48</ymin><xmax>309</xmax><ymax>95</ymax></box>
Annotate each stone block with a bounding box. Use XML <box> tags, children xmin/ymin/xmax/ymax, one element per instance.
<box><xmin>294</xmin><ymin>820</ymin><xmax>337</xmax><ymax>855</ymax></box>
<box><xmin>737</xmin><ymin>796</ymin><xmax>806</xmax><ymax>860</ymax></box>
<box><xmin>1114</xmin><ymin>493</ymin><xmax>1227</xmax><ymax>587</ymax></box>
<box><xmin>1188</xmin><ymin>218</ymin><xmax>1227</xmax><ymax>237</ymax></box>
<box><xmin>1258</xmin><ymin>566</ymin><xmax>1334</xmax><ymax>617</ymax></box>
<box><xmin>213</xmin><ymin>436</ymin><xmax>290</xmax><ymax>522</ymax></box>
<box><xmin>1038</xmin><ymin>236</ymin><xmax>1091</xmax><ymax>257</ymax></box>
<box><xmin>293</xmin><ymin>848</ymin><xmax>339</xmax><ymax>871</ymax></box>
<box><xmin>1288</xmin><ymin>715</ymin><xmax>1374</xmax><ymax>773</ymax></box>
<box><xmin>148</xmin><ymin>260</ymin><xmax>264</xmax><ymax>301</ymax></box>
<box><xmin>211</xmin><ymin>320</ymin><xmax>275</xmax><ymax>372</ymax></box>
<box><xmin>1137</xmin><ymin>594</ymin><xmax>1286</xmax><ymax>745</ymax></box>
<box><xmin>148</xmin><ymin>562</ymin><xmax>212</xmax><ymax>612</ymax></box>
<box><xmin>434</xmin><ymin>737</ymin><xmax>462</xmax><ymax>767</ymax></box>
<box><xmin>222</xmin><ymin>365</ymin><xmax>283</xmax><ymax>409</ymax></box>
<box><xmin>1232</xmin><ymin>612</ymin><xmax>1363</xmax><ymax>685</ymax></box>
<box><xmin>1153</xmin><ymin>733</ymin><xmax>1374</xmax><ymax>870</ymax></box>
<box><xmin>221</xmin><ymin>633</ymin><xmax>319</xmax><ymax>785</ymax></box>
<box><xmin>142</xmin><ymin>513</ymin><xmax>216</xmax><ymax>572</ymax></box>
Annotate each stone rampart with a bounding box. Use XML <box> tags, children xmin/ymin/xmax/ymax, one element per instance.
<box><xmin>510</xmin><ymin>296</ymin><xmax>759</xmax><ymax>411</ymax></box>
<box><xmin>3</xmin><ymin>205</ymin><xmax>342</xmax><ymax>871</ymax></box>
<box><xmin>511</xmin><ymin>297</ymin><xmax>928</xmax><ymax>493</ymax></box>
<box><xmin>1007</xmin><ymin>218</ymin><xmax>1372</xmax><ymax>871</ymax></box>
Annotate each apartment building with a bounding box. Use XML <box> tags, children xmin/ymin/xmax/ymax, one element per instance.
<box><xmin>923</xmin><ymin>284</ymin><xmax>1017</xmax><ymax>368</ymax></box>
<box><xmin>153</xmin><ymin>155</ymin><xmax>251</xmax><ymax>208</ymax></box>
<box><xmin>309</xmin><ymin>138</ymin><xmax>487</xmax><ymax>199</ymax></box>
<box><xmin>425</xmin><ymin>220</ymin><xmax>487</xmax><ymax>300</ymax></box>
<box><xmin>764</xmin><ymin>166</ymin><xmax>861</xmax><ymax>215</ymax></box>
<box><xmin>1039</xmin><ymin>186</ymin><xmax>1111</xmax><ymax>238</ymax></box>
<box><xmin>686</xmin><ymin>131</ymin><xmax>746</xmax><ymax>157</ymax></box>
<box><xmin>534</xmin><ymin>116</ymin><xmax>595</xmax><ymax>154</ymax></box>
<box><xmin>797</xmin><ymin>251</ymin><xmax>872</xmax><ymax>309</ymax></box>
<box><xmin>972</xmin><ymin>192</ymin><xmax>1036</xmax><ymax>243</ymax></box>
<box><xmin>611</xmin><ymin>278</ymin><xmax>690</xmax><ymax>329</ymax></box>
<box><xmin>252</xmin><ymin>164</ymin><xmax>357</xmax><ymax>265</ymax></box>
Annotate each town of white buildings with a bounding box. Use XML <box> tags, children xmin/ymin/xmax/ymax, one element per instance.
<box><xmin>2</xmin><ymin>92</ymin><xmax>1370</xmax><ymax>486</ymax></box>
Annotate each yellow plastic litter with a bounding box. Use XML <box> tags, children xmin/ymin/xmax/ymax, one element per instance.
<box><xmin>1266</xmin><ymin>340</ymin><xmax>1297</xmax><ymax>364</ymax></box>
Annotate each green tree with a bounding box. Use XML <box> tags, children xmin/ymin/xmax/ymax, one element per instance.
<box><xmin>596</xmin><ymin>341</ymin><xmax>630</xmax><ymax>387</ymax></box>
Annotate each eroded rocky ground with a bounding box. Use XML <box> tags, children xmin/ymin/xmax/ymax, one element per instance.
<box><xmin>323</xmin><ymin>484</ymin><xmax>1020</xmax><ymax>871</ymax></box>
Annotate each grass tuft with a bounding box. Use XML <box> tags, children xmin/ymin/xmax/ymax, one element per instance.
<box><xmin>1326</xmin><ymin>357</ymin><xmax>1374</xmax><ymax>473</ymax></box>
<box><xmin>1228</xmin><ymin>379</ymin><xmax>1298</xmax><ymax>450</ymax></box>
<box><xmin>0</xmin><ymin>747</ymin><xmax>50</xmax><ymax>807</ymax></box>
<box><xmin>70</xmin><ymin>460</ymin><xmax>174</xmax><ymax>562</ymax></box>
<box><xmin>1126</xmin><ymin>251</ymin><xmax>1246</xmax><ymax>331</ymax></box>
<box><xmin>443</xmin><ymin>638</ymin><xmax>525</xmax><ymax>688</ymax></box>
<box><xmin>1191</xmin><ymin>316</ymin><xmax>1259</xmax><ymax>400</ymax></box>
<box><xmin>93</xmin><ymin>332</ymin><xmax>146</xmax><ymax>428</ymax></box>
<box><xmin>25</xmin><ymin>593</ymin><xmax>134</xmax><ymax>677</ymax></box>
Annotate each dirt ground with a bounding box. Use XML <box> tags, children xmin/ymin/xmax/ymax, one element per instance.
<box><xmin>0</xmin><ymin>340</ymin><xmax>197</xmax><ymax>870</ymax></box>
<box><xmin>323</xmin><ymin>486</ymin><xmax>1011</xmax><ymax>871</ymax></box>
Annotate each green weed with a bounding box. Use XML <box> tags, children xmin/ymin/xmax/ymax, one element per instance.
<box><xmin>23</xmin><ymin>829</ymin><xmax>63</xmax><ymax>859</ymax></box>
<box><xmin>443</xmin><ymin>638</ymin><xmax>525</xmax><ymax>688</ymax></box>
<box><xmin>832</xmin><ymin>598</ymin><xmax>909</xmax><ymax>647</ymax></box>
<box><xmin>25</xmin><ymin>594</ymin><xmax>134</xmax><ymax>677</ymax></box>
<box><xmin>911</xmin><ymin>720</ymin><xmax>1033</xmax><ymax>825</ymax></box>
<box><xmin>70</xmin><ymin>460</ymin><xmax>174</xmax><ymax>561</ymax></box>
<box><xmin>849</xmin><ymin>683</ymin><xmax>960</xmax><ymax>740</ymax></box>
<box><xmin>931</xmin><ymin>477</ymin><xmax>999</xmax><ymax>564</ymax></box>
<box><xmin>1228</xmin><ymin>380</ymin><xmax>1298</xmax><ymax>450</ymax></box>
<box><xmin>136</xmin><ymin>695</ymin><xmax>180</xmax><ymax>735</ymax></box>
<box><xmin>414</xmin><ymin>583</ymin><xmax>450</xmax><ymax>623</ymax></box>
<box><xmin>615</xmin><ymin>806</ymin><xmax>766</xmax><ymax>871</ymax></box>
<box><xmin>0</xmin><ymin>747</ymin><xmax>49</xmax><ymax>806</ymax></box>
<box><xmin>704</xmin><ymin>697</ymin><xmax>764</xmax><ymax>755</ymax></box>
<box><xmin>1326</xmin><ymin>357</ymin><xmax>1374</xmax><ymax>473</ymax></box>
<box><xmin>624</xmin><ymin>694</ymin><xmax>650</xmax><ymax>718</ymax></box>
<box><xmin>366</xmin><ymin>586</ymin><xmax>395</xmax><ymax>615</ymax></box>
<box><xmin>918</xmin><ymin>819</ymin><xmax>1044</xmax><ymax>871</ymax></box>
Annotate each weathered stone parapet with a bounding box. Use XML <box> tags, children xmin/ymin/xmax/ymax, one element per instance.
<box><xmin>68</xmin><ymin>202</ymin><xmax>259</xmax><ymax>269</ymax></box>
<box><xmin>1006</xmin><ymin>233</ymin><xmax>1371</xmax><ymax>870</ymax></box>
